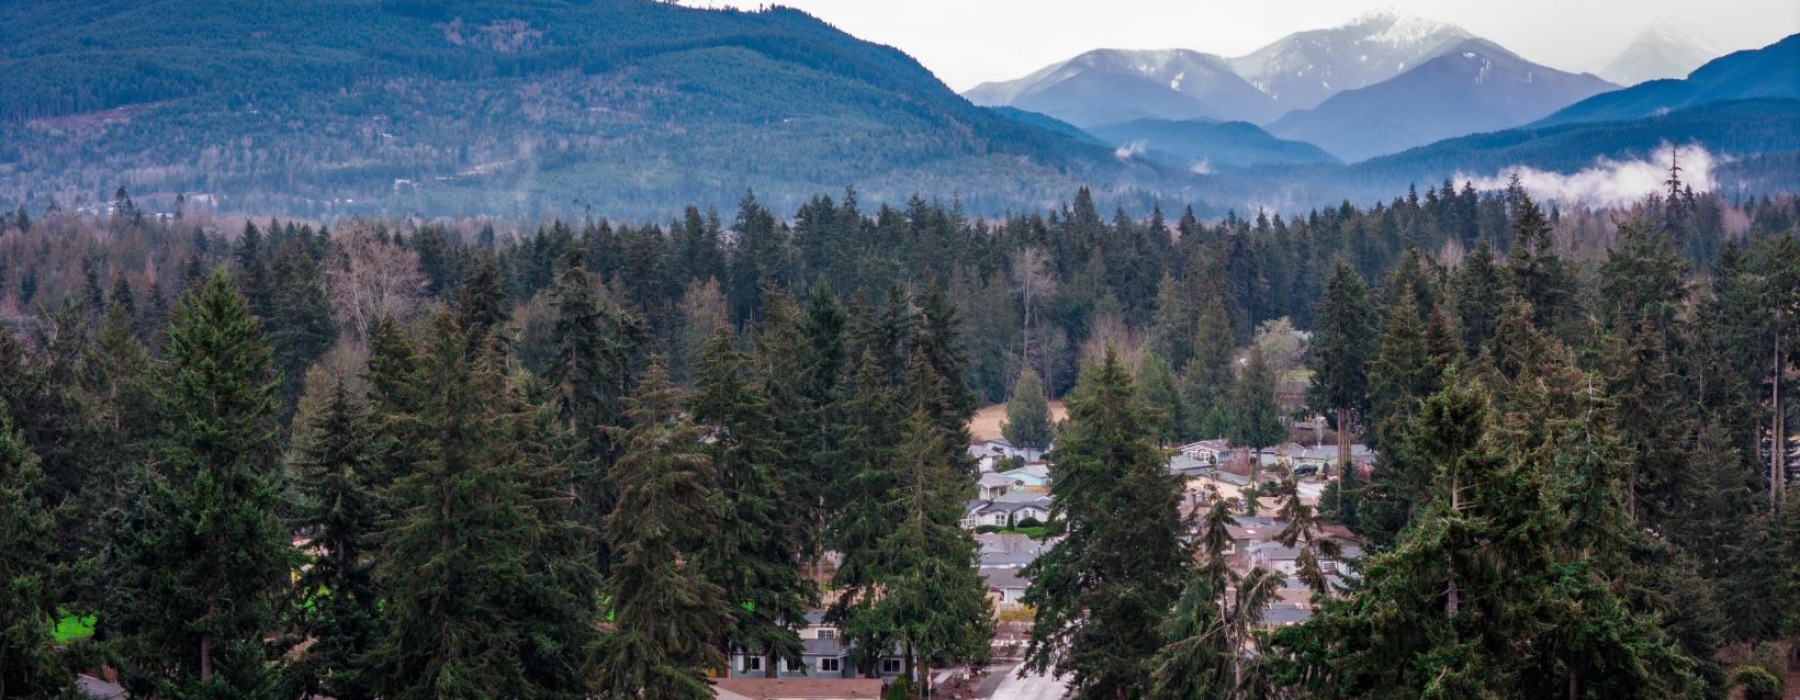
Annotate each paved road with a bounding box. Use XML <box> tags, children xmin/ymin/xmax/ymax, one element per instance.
<box><xmin>989</xmin><ymin>666</ymin><xmax>1068</xmax><ymax>700</ymax></box>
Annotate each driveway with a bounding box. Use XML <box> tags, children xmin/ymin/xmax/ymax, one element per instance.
<box><xmin>989</xmin><ymin>666</ymin><xmax>1068</xmax><ymax>700</ymax></box>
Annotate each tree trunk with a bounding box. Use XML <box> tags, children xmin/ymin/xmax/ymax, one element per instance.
<box><xmin>903</xmin><ymin>641</ymin><xmax>915</xmax><ymax>690</ymax></box>
<box><xmin>199</xmin><ymin>634</ymin><xmax>213</xmax><ymax>681</ymax></box>
<box><xmin>765</xmin><ymin>650</ymin><xmax>778</xmax><ymax>679</ymax></box>
<box><xmin>1447</xmin><ymin>474</ymin><xmax>1460</xmax><ymax>619</ymax></box>
<box><xmin>1566</xmin><ymin>668</ymin><xmax>1578</xmax><ymax>700</ymax></box>
<box><xmin>1335</xmin><ymin>406</ymin><xmax>1350</xmax><ymax>480</ymax></box>
<box><xmin>1775</xmin><ymin>330</ymin><xmax>1785</xmax><ymax>506</ymax></box>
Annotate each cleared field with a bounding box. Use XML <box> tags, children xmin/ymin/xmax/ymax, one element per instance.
<box><xmin>968</xmin><ymin>400</ymin><xmax>1067</xmax><ymax>442</ymax></box>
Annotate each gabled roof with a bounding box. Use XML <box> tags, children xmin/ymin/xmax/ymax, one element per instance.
<box><xmin>978</xmin><ymin>472</ymin><xmax>1017</xmax><ymax>488</ymax></box>
<box><xmin>980</xmin><ymin>566</ymin><xmax>1031</xmax><ymax>591</ymax></box>
<box><xmin>1261</xmin><ymin>604</ymin><xmax>1314</xmax><ymax>625</ymax></box>
<box><xmin>1000</xmin><ymin>463</ymin><xmax>1051</xmax><ymax>480</ymax></box>
<box><xmin>1178</xmin><ymin>439</ymin><xmax>1230</xmax><ymax>453</ymax></box>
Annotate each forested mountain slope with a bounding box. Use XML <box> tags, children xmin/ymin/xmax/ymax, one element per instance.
<box><xmin>0</xmin><ymin>0</ymin><xmax>1189</xmax><ymax>218</ymax></box>
<box><xmin>1538</xmin><ymin>33</ymin><xmax>1800</xmax><ymax>127</ymax></box>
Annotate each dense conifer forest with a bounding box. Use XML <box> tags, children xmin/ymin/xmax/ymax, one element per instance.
<box><xmin>0</xmin><ymin>179</ymin><xmax>1797</xmax><ymax>698</ymax></box>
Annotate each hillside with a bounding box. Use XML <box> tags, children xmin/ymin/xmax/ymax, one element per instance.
<box><xmin>1330</xmin><ymin>98</ymin><xmax>1800</xmax><ymax>195</ymax></box>
<box><xmin>1087</xmin><ymin>119</ymin><xmax>1340</xmax><ymax>169</ymax></box>
<box><xmin>1537</xmin><ymin>34</ymin><xmax>1800</xmax><ymax>127</ymax></box>
<box><xmin>1266</xmin><ymin>38</ymin><xmax>1615</xmax><ymax>163</ymax></box>
<box><xmin>0</xmin><ymin>0</ymin><xmax>1193</xmax><ymax>218</ymax></box>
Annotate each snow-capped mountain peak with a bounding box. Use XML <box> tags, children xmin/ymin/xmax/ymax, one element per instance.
<box><xmin>1598</xmin><ymin>21</ymin><xmax>1719</xmax><ymax>85</ymax></box>
<box><xmin>1226</xmin><ymin>10</ymin><xmax>1474</xmax><ymax>110</ymax></box>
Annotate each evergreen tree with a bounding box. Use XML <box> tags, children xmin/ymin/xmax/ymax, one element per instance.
<box><xmin>372</xmin><ymin>316</ymin><xmax>595</xmax><ymax>700</ymax></box>
<box><xmin>285</xmin><ymin>377</ymin><xmax>382</xmax><ymax>700</ymax></box>
<box><xmin>1022</xmin><ymin>348</ymin><xmax>1189</xmax><ymax>699</ymax></box>
<box><xmin>544</xmin><ymin>249</ymin><xmax>646</xmax><ymax>573</ymax></box>
<box><xmin>691</xmin><ymin>326</ymin><xmax>811</xmax><ymax>677</ymax></box>
<box><xmin>1453</xmin><ymin>238</ymin><xmax>1506</xmax><ymax>355</ymax></box>
<box><xmin>908</xmin><ymin>284</ymin><xmax>978</xmax><ymax>436</ymax></box>
<box><xmin>1149</xmin><ymin>271</ymin><xmax>1196</xmax><ymax>370</ymax></box>
<box><xmin>1136</xmin><ymin>351</ymin><xmax>1187</xmax><ymax>446</ymax></box>
<box><xmin>454</xmin><ymin>253</ymin><xmax>509</xmax><ymax>354</ymax></box>
<box><xmin>1504</xmin><ymin>194</ymin><xmax>1576</xmax><ymax>337</ymax></box>
<box><xmin>595</xmin><ymin>358</ymin><xmax>735</xmax><ymax>699</ymax></box>
<box><xmin>1308</xmin><ymin>261</ymin><xmax>1376</xmax><ymax>477</ymax></box>
<box><xmin>1181</xmin><ymin>291</ymin><xmax>1238</xmax><ymax>441</ymax></box>
<box><xmin>827</xmin><ymin>352</ymin><xmax>907</xmax><ymax>673</ymax></box>
<box><xmin>1286</xmin><ymin>375</ymin><xmax>1704</xmax><ymax>698</ymax></box>
<box><xmin>857</xmin><ymin>353</ymin><xmax>993</xmax><ymax>689</ymax></box>
<box><xmin>108</xmin><ymin>270</ymin><xmax>291</xmax><ymax>697</ymax></box>
<box><xmin>0</xmin><ymin>406</ymin><xmax>67</xmax><ymax>700</ymax></box>
<box><xmin>1150</xmin><ymin>498</ymin><xmax>1280</xmax><ymax>700</ymax></box>
<box><xmin>1001</xmin><ymin>366</ymin><xmax>1053</xmax><ymax>451</ymax></box>
<box><xmin>267</xmin><ymin>239</ymin><xmax>337</xmax><ymax>410</ymax></box>
<box><xmin>1228</xmin><ymin>346</ymin><xmax>1285</xmax><ymax>485</ymax></box>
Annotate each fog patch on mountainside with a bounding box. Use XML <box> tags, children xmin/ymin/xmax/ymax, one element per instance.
<box><xmin>1461</xmin><ymin>143</ymin><xmax>1720</xmax><ymax>208</ymax></box>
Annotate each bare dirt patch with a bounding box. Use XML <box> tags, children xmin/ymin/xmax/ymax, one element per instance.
<box><xmin>968</xmin><ymin>400</ymin><xmax>1067</xmax><ymax>442</ymax></box>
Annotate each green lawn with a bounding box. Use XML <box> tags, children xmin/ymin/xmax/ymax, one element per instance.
<box><xmin>53</xmin><ymin>612</ymin><xmax>94</xmax><ymax>644</ymax></box>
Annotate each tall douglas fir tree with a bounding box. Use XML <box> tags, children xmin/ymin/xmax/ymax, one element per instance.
<box><xmin>107</xmin><ymin>270</ymin><xmax>292</xmax><ymax>698</ymax></box>
<box><xmin>1022</xmin><ymin>347</ymin><xmax>1190</xmax><ymax>700</ymax></box>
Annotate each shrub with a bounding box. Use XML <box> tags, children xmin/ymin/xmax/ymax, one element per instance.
<box><xmin>1751</xmin><ymin>642</ymin><xmax>1790</xmax><ymax>683</ymax></box>
<box><xmin>973</xmin><ymin>525</ymin><xmax>1001</xmax><ymax>534</ymax></box>
<box><xmin>1014</xmin><ymin>516</ymin><xmax>1043</xmax><ymax>529</ymax></box>
<box><xmin>885</xmin><ymin>675</ymin><xmax>911</xmax><ymax>700</ymax></box>
<box><xmin>1731</xmin><ymin>666</ymin><xmax>1782</xmax><ymax>700</ymax></box>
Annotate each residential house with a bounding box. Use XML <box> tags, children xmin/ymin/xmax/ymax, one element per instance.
<box><xmin>976</xmin><ymin>532</ymin><xmax>1047</xmax><ymax>569</ymax></box>
<box><xmin>1168</xmin><ymin>453</ymin><xmax>1213</xmax><ymax>478</ymax></box>
<box><xmin>1261</xmin><ymin>603</ymin><xmax>1314</xmax><ymax>628</ymax></box>
<box><xmin>977</xmin><ymin>472</ymin><xmax>1014</xmax><ymax>501</ymax></box>
<box><xmin>726</xmin><ymin>611</ymin><xmax>907</xmax><ymax>680</ymax></box>
<box><xmin>1288</xmin><ymin>444</ymin><xmax>1377</xmax><ymax>470</ymax></box>
<box><xmin>981</xmin><ymin>567</ymin><xmax>1032</xmax><ymax>611</ymax></box>
<box><xmin>962</xmin><ymin>492</ymin><xmax>1053</xmax><ymax>529</ymax></box>
<box><xmin>998</xmin><ymin>463</ymin><xmax>1052</xmax><ymax>492</ymax></box>
<box><xmin>969</xmin><ymin>438</ymin><xmax>1045</xmax><ymax>463</ymax></box>
<box><xmin>1176</xmin><ymin>439</ymin><xmax>1230</xmax><ymax>463</ymax></box>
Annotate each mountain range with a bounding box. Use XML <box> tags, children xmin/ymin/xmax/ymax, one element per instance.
<box><xmin>0</xmin><ymin>1</ymin><xmax>1792</xmax><ymax>219</ymax></box>
<box><xmin>0</xmin><ymin>0</ymin><xmax>1186</xmax><ymax>218</ymax></box>
<box><xmin>964</xmin><ymin>10</ymin><xmax>1476</xmax><ymax>128</ymax></box>
<box><xmin>1265</xmin><ymin>38</ymin><xmax>1616</xmax><ymax>162</ymax></box>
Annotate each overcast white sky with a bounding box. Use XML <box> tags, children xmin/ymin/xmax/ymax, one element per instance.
<box><xmin>679</xmin><ymin>0</ymin><xmax>1800</xmax><ymax>91</ymax></box>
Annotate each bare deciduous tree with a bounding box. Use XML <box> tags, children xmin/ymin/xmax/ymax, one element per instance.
<box><xmin>325</xmin><ymin>225</ymin><xmax>426</xmax><ymax>341</ymax></box>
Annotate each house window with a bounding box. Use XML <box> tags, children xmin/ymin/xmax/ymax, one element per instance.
<box><xmin>743</xmin><ymin>656</ymin><xmax>763</xmax><ymax>672</ymax></box>
<box><xmin>820</xmin><ymin>657</ymin><xmax>842</xmax><ymax>673</ymax></box>
<box><xmin>817</xmin><ymin>629</ymin><xmax>836</xmax><ymax>640</ymax></box>
<box><xmin>881</xmin><ymin>658</ymin><xmax>904</xmax><ymax>674</ymax></box>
